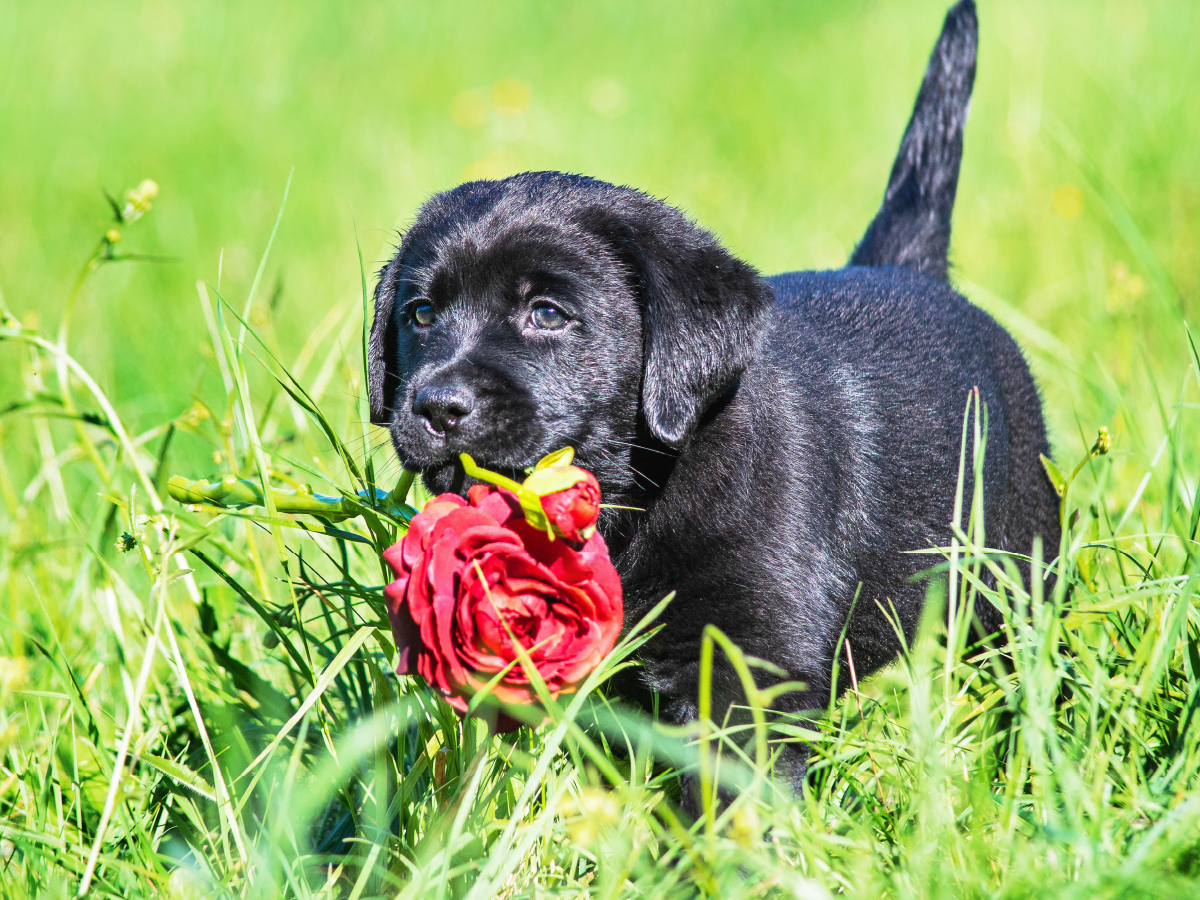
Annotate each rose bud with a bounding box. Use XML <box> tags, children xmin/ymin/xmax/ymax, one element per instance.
<box><xmin>461</xmin><ymin>448</ymin><xmax>603</xmax><ymax>542</ymax></box>
<box><xmin>530</xmin><ymin>469</ymin><xmax>601</xmax><ymax>542</ymax></box>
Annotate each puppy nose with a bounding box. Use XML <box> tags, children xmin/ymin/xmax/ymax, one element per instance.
<box><xmin>413</xmin><ymin>383</ymin><xmax>475</xmax><ymax>434</ymax></box>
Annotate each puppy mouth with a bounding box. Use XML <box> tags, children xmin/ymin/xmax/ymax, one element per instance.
<box><xmin>389</xmin><ymin>428</ymin><xmax>547</xmax><ymax>493</ymax></box>
<box><xmin>394</xmin><ymin>434</ymin><xmax>541</xmax><ymax>474</ymax></box>
<box><xmin>415</xmin><ymin>455</ymin><xmax>537</xmax><ymax>497</ymax></box>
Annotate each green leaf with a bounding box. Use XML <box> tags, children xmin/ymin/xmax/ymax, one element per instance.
<box><xmin>138</xmin><ymin>753</ymin><xmax>216</xmax><ymax>801</ymax></box>
<box><xmin>534</xmin><ymin>446</ymin><xmax>574</xmax><ymax>469</ymax></box>
<box><xmin>1041</xmin><ymin>453</ymin><xmax>1067</xmax><ymax>497</ymax></box>
<box><xmin>522</xmin><ymin>465</ymin><xmax>588</xmax><ymax>497</ymax></box>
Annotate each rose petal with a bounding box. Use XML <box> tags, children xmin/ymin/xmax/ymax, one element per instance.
<box><xmin>429</xmin><ymin>506</ymin><xmax>501</xmax><ymax>546</ymax></box>
<box><xmin>389</xmin><ymin>599</ymin><xmax>422</xmax><ymax>676</ymax></box>
<box><xmin>407</xmin><ymin>550</ymin><xmax>433</xmax><ymax>622</ymax></box>
<box><xmin>468</xmin><ymin>484</ymin><xmax>525</xmax><ymax>525</ymax></box>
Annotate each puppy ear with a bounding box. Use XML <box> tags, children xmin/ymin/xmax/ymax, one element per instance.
<box><xmin>368</xmin><ymin>255</ymin><xmax>402</xmax><ymax>427</ymax></box>
<box><xmin>583</xmin><ymin>198</ymin><xmax>772</xmax><ymax>447</ymax></box>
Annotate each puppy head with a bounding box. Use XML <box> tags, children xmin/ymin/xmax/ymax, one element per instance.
<box><xmin>369</xmin><ymin>172</ymin><xmax>771</xmax><ymax>495</ymax></box>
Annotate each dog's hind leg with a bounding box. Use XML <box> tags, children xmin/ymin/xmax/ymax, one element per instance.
<box><xmin>849</xmin><ymin>0</ymin><xmax>977</xmax><ymax>280</ymax></box>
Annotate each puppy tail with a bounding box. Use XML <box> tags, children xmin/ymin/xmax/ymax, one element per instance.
<box><xmin>848</xmin><ymin>0</ymin><xmax>977</xmax><ymax>280</ymax></box>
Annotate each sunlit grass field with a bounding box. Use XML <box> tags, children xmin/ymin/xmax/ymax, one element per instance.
<box><xmin>3</xmin><ymin>1</ymin><xmax>1200</xmax><ymax>897</ymax></box>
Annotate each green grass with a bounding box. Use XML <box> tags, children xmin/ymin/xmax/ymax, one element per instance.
<box><xmin>3</xmin><ymin>1</ymin><xmax>1200</xmax><ymax>897</ymax></box>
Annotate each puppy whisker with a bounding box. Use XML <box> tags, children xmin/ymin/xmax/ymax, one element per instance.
<box><xmin>605</xmin><ymin>438</ymin><xmax>679</xmax><ymax>459</ymax></box>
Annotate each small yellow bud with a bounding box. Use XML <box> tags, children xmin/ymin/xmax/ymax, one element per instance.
<box><xmin>122</xmin><ymin>179</ymin><xmax>159</xmax><ymax>222</ymax></box>
<box><xmin>106</xmin><ymin>228</ymin><xmax>121</xmax><ymax>244</ymax></box>
<box><xmin>1092</xmin><ymin>426</ymin><xmax>1111</xmax><ymax>456</ymax></box>
<box><xmin>181</xmin><ymin>403</ymin><xmax>208</xmax><ymax>428</ymax></box>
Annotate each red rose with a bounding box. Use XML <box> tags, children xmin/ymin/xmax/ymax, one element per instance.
<box><xmin>537</xmin><ymin>469</ymin><xmax>601</xmax><ymax>542</ymax></box>
<box><xmin>382</xmin><ymin>484</ymin><xmax>623</xmax><ymax>729</ymax></box>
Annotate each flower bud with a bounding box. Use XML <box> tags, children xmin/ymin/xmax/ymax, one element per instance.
<box><xmin>529</xmin><ymin>468</ymin><xmax>601</xmax><ymax>542</ymax></box>
<box><xmin>122</xmin><ymin>179</ymin><xmax>159</xmax><ymax>222</ymax></box>
<box><xmin>461</xmin><ymin>448</ymin><xmax>603</xmax><ymax>541</ymax></box>
<box><xmin>518</xmin><ymin>448</ymin><xmax>602</xmax><ymax>541</ymax></box>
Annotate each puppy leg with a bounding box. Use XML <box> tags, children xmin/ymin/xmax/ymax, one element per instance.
<box><xmin>773</xmin><ymin>740</ymin><xmax>812</xmax><ymax>798</ymax></box>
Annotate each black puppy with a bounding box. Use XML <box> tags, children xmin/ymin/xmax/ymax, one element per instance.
<box><xmin>368</xmin><ymin>0</ymin><xmax>1060</xmax><ymax>789</ymax></box>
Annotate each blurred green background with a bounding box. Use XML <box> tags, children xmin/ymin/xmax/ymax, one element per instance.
<box><xmin>1</xmin><ymin>0</ymin><xmax>1197</xmax><ymax>480</ymax></box>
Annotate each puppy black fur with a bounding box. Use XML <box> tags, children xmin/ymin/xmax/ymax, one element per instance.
<box><xmin>368</xmin><ymin>0</ymin><xmax>1060</xmax><ymax>792</ymax></box>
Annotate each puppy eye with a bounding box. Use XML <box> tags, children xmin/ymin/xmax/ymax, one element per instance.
<box><xmin>411</xmin><ymin>303</ymin><xmax>435</xmax><ymax>327</ymax></box>
<box><xmin>530</xmin><ymin>302</ymin><xmax>568</xmax><ymax>331</ymax></box>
